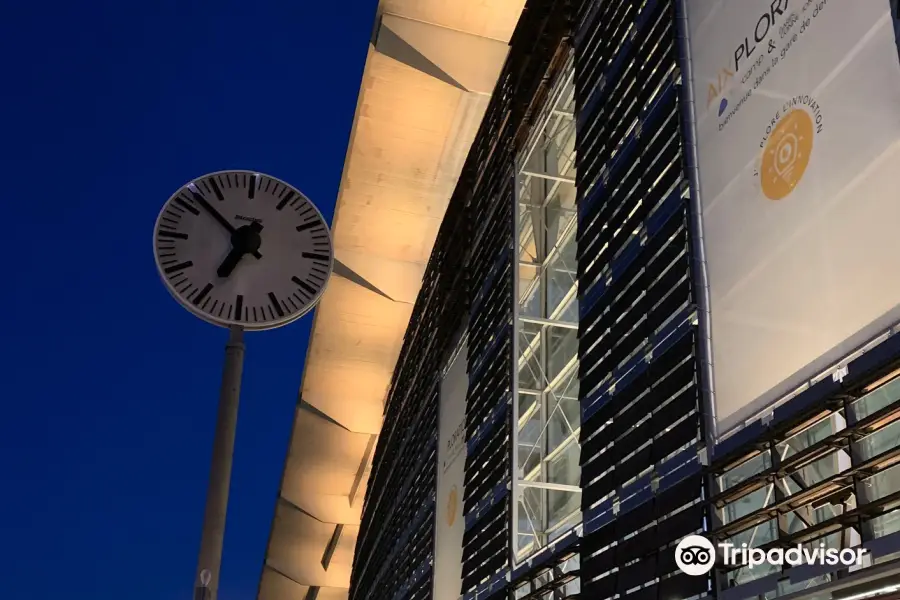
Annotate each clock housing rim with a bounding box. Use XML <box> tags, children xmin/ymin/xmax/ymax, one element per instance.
<box><xmin>152</xmin><ymin>169</ymin><xmax>334</xmax><ymax>331</ymax></box>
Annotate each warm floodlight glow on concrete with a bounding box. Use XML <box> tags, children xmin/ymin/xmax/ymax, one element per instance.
<box><xmin>257</xmin><ymin>1</ymin><xmax>526</xmax><ymax>598</ymax></box>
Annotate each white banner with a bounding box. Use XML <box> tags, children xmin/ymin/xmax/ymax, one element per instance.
<box><xmin>434</xmin><ymin>340</ymin><xmax>468</xmax><ymax>600</ymax></box>
<box><xmin>686</xmin><ymin>0</ymin><xmax>900</xmax><ymax>433</ymax></box>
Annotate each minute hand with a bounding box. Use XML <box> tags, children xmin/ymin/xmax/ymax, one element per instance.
<box><xmin>190</xmin><ymin>191</ymin><xmax>262</xmax><ymax>259</ymax></box>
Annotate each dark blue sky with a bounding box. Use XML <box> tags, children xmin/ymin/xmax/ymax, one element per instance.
<box><xmin>0</xmin><ymin>2</ymin><xmax>376</xmax><ymax>598</ymax></box>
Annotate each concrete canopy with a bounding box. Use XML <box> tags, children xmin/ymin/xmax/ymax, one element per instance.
<box><xmin>257</xmin><ymin>1</ymin><xmax>525</xmax><ymax>599</ymax></box>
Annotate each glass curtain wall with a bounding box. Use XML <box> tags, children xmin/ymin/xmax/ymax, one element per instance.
<box><xmin>512</xmin><ymin>55</ymin><xmax>580</xmax><ymax>562</ymax></box>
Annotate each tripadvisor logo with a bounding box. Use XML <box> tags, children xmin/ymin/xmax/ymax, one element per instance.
<box><xmin>675</xmin><ymin>535</ymin><xmax>867</xmax><ymax>576</ymax></box>
<box><xmin>754</xmin><ymin>95</ymin><xmax>824</xmax><ymax>201</ymax></box>
<box><xmin>676</xmin><ymin>535</ymin><xmax>717</xmax><ymax>576</ymax></box>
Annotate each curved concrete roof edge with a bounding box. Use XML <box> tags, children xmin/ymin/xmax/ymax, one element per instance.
<box><xmin>257</xmin><ymin>1</ymin><xmax>526</xmax><ymax>598</ymax></box>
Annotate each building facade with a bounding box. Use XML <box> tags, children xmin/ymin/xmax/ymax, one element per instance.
<box><xmin>340</xmin><ymin>1</ymin><xmax>900</xmax><ymax>600</ymax></box>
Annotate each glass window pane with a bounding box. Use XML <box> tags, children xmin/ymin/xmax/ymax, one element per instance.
<box><xmin>548</xmin><ymin>396</ymin><xmax>579</xmax><ymax>450</ymax></box>
<box><xmin>547</xmin><ymin>369</ymin><xmax>581</xmax><ymax>453</ymax></box>
<box><xmin>547</xmin><ymin>441</ymin><xmax>580</xmax><ymax>486</ymax></box>
<box><xmin>721</xmin><ymin>486</ymin><xmax>770</xmax><ymax>525</ymax></box>
<box><xmin>518</xmin><ymin>391</ymin><xmax>537</xmax><ymax>420</ymax></box>
<box><xmin>719</xmin><ymin>452</ymin><xmax>771</xmax><ymax>493</ymax></box>
<box><xmin>776</xmin><ymin>416</ymin><xmax>835</xmax><ymax>461</ymax></box>
<box><xmin>517</xmin><ymin>492</ymin><xmax>540</xmax><ymax>558</ymax></box>
<box><xmin>548</xmin><ymin>326</ymin><xmax>577</xmax><ymax>382</ymax></box>
<box><xmin>851</xmin><ymin>375</ymin><xmax>900</xmax><ymax>421</ymax></box>
<box><xmin>518</xmin><ymin>401</ymin><xmax>542</xmax><ymax>476</ymax></box>
<box><xmin>519</xmin><ymin>263</ymin><xmax>541</xmax><ymax>317</ymax></box>
<box><xmin>723</xmin><ymin>518</ymin><xmax>780</xmax><ymax>586</ymax></box>
<box><xmin>546</xmin><ymin>197</ymin><xmax>576</xmax><ymax>248</ymax></box>
<box><xmin>518</xmin><ymin>203</ymin><xmax>540</xmax><ymax>264</ymax></box>
<box><xmin>555</xmin><ymin>295</ymin><xmax>578</xmax><ymax>323</ymax></box>
<box><xmin>546</xmin><ymin>234</ymin><xmax>577</xmax><ymax>318</ymax></box>
<box><xmin>548</xmin><ymin>489</ymin><xmax>581</xmax><ymax>532</ymax></box>
<box><xmin>857</xmin><ymin>419</ymin><xmax>900</xmax><ymax>462</ymax></box>
<box><xmin>793</xmin><ymin>451</ymin><xmax>844</xmax><ymax>488</ymax></box>
<box><xmin>865</xmin><ymin>512</ymin><xmax>900</xmax><ymax>539</ymax></box>
<box><xmin>860</xmin><ymin>462</ymin><xmax>900</xmax><ymax>504</ymax></box>
<box><xmin>518</xmin><ymin>321</ymin><xmax>544</xmax><ymax>390</ymax></box>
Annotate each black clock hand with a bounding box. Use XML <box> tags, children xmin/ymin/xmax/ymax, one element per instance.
<box><xmin>190</xmin><ymin>191</ymin><xmax>263</xmax><ymax>260</ymax></box>
<box><xmin>217</xmin><ymin>248</ymin><xmax>244</xmax><ymax>278</ymax></box>
<box><xmin>217</xmin><ymin>222</ymin><xmax>264</xmax><ymax>279</ymax></box>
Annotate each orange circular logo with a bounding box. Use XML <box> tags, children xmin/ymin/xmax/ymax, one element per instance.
<box><xmin>446</xmin><ymin>486</ymin><xmax>458</xmax><ymax>527</ymax></box>
<box><xmin>760</xmin><ymin>108</ymin><xmax>814</xmax><ymax>200</ymax></box>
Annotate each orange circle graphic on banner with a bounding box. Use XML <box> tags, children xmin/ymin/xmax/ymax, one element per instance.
<box><xmin>760</xmin><ymin>109</ymin><xmax>814</xmax><ymax>200</ymax></box>
<box><xmin>447</xmin><ymin>486</ymin><xmax>458</xmax><ymax>526</ymax></box>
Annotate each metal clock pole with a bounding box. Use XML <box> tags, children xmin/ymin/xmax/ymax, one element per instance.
<box><xmin>194</xmin><ymin>325</ymin><xmax>245</xmax><ymax>600</ymax></box>
<box><xmin>153</xmin><ymin>171</ymin><xmax>335</xmax><ymax>600</ymax></box>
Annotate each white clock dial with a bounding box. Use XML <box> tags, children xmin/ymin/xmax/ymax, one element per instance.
<box><xmin>152</xmin><ymin>170</ymin><xmax>333</xmax><ymax>331</ymax></box>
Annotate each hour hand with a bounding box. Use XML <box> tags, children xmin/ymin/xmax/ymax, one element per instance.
<box><xmin>217</xmin><ymin>248</ymin><xmax>244</xmax><ymax>278</ymax></box>
<box><xmin>216</xmin><ymin>222</ymin><xmax>264</xmax><ymax>279</ymax></box>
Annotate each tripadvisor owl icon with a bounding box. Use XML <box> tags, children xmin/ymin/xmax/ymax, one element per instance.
<box><xmin>676</xmin><ymin>535</ymin><xmax>717</xmax><ymax>576</ymax></box>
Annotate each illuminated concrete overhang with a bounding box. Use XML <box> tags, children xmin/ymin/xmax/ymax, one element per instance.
<box><xmin>258</xmin><ymin>2</ymin><xmax>526</xmax><ymax>599</ymax></box>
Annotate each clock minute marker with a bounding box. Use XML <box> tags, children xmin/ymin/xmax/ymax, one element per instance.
<box><xmin>208</xmin><ymin>177</ymin><xmax>225</xmax><ymax>201</ymax></box>
<box><xmin>159</xmin><ymin>231</ymin><xmax>188</xmax><ymax>240</ymax></box>
<box><xmin>296</xmin><ymin>222</ymin><xmax>323</xmax><ymax>233</ymax></box>
<box><xmin>268</xmin><ymin>292</ymin><xmax>286</xmax><ymax>318</ymax></box>
<box><xmin>291</xmin><ymin>276</ymin><xmax>317</xmax><ymax>297</ymax></box>
<box><xmin>175</xmin><ymin>197</ymin><xmax>200</xmax><ymax>215</ymax></box>
<box><xmin>234</xmin><ymin>295</ymin><xmax>244</xmax><ymax>322</ymax></box>
<box><xmin>193</xmin><ymin>283</ymin><xmax>214</xmax><ymax>306</ymax></box>
<box><xmin>276</xmin><ymin>191</ymin><xmax>296</xmax><ymax>211</ymax></box>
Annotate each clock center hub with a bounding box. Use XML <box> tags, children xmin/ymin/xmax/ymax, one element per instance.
<box><xmin>231</xmin><ymin>222</ymin><xmax>263</xmax><ymax>254</ymax></box>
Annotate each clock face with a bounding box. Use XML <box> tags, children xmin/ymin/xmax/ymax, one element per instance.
<box><xmin>152</xmin><ymin>170</ymin><xmax>333</xmax><ymax>331</ymax></box>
